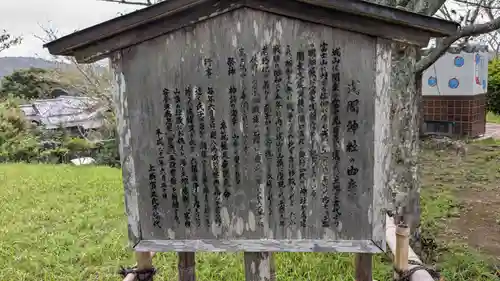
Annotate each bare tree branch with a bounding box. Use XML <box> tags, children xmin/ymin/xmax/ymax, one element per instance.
<box><xmin>0</xmin><ymin>30</ymin><xmax>22</xmax><ymax>53</ymax></box>
<box><xmin>452</xmin><ymin>0</ymin><xmax>486</xmax><ymax>44</ymax></box>
<box><xmin>416</xmin><ymin>15</ymin><xmax>500</xmax><ymax>73</ymax></box>
<box><xmin>34</xmin><ymin>25</ymin><xmax>115</xmax><ymax>140</ymax></box>
<box><xmin>97</xmin><ymin>0</ymin><xmax>152</xmax><ymax>6</ymax></box>
<box><xmin>468</xmin><ymin>0</ymin><xmax>484</xmax><ymax>24</ymax></box>
<box><xmin>454</xmin><ymin>0</ymin><xmax>500</xmax><ymax>9</ymax></box>
<box><xmin>485</xmin><ymin>2</ymin><xmax>497</xmax><ymax>19</ymax></box>
<box><xmin>481</xmin><ymin>4</ymin><xmax>500</xmax><ymax>55</ymax></box>
<box><xmin>414</xmin><ymin>0</ymin><xmax>448</xmax><ymax>15</ymax></box>
<box><xmin>397</xmin><ymin>0</ymin><xmax>411</xmax><ymax>7</ymax></box>
<box><xmin>438</xmin><ymin>5</ymin><xmax>455</xmax><ymax>20</ymax></box>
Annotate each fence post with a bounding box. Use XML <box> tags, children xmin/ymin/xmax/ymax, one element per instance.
<box><xmin>178</xmin><ymin>252</ymin><xmax>196</xmax><ymax>281</ymax></box>
<box><xmin>355</xmin><ymin>253</ymin><xmax>372</xmax><ymax>281</ymax></box>
<box><xmin>244</xmin><ymin>252</ymin><xmax>276</xmax><ymax>281</ymax></box>
<box><xmin>122</xmin><ymin>251</ymin><xmax>154</xmax><ymax>281</ymax></box>
<box><xmin>394</xmin><ymin>224</ymin><xmax>410</xmax><ymax>280</ymax></box>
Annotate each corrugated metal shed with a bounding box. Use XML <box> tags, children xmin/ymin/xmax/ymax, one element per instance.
<box><xmin>19</xmin><ymin>95</ymin><xmax>107</xmax><ymax>130</ymax></box>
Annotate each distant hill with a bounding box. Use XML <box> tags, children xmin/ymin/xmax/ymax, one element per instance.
<box><xmin>0</xmin><ymin>56</ymin><xmax>109</xmax><ymax>81</ymax></box>
<box><xmin>0</xmin><ymin>56</ymin><xmax>66</xmax><ymax>78</ymax></box>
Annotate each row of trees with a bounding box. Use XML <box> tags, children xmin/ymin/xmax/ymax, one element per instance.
<box><xmin>0</xmin><ymin>68</ymin><xmax>64</xmax><ymax>100</ymax></box>
<box><xmin>0</xmin><ymin>29</ymin><xmax>119</xmax><ymax>166</ymax></box>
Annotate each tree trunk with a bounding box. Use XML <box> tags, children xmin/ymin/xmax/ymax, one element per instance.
<box><xmin>364</xmin><ymin>0</ymin><xmax>447</xmax><ymax>255</ymax></box>
<box><xmin>389</xmin><ymin>43</ymin><xmax>420</xmax><ymax>234</ymax></box>
<box><xmin>416</xmin><ymin>49</ymin><xmax>426</xmax><ymax>138</ymax></box>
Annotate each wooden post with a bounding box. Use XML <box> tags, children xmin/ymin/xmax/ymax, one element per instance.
<box><xmin>243</xmin><ymin>252</ymin><xmax>276</xmax><ymax>281</ymax></box>
<box><xmin>178</xmin><ymin>252</ymin><xmax>196</xmax><ymax>281</ymax></box>
<box><xmin>394</xmin><ymin>224</ymin><xmax>410</xmax><ymax>280</ymax></box>
<box><xmin>386</xmin><ymin>215</ymin><xmax>435</xmax><ymax>281</ymax></box>
<box><xmin>355</xmin><ymin>254</ymin><xmax>372</xmax><ymax>281</ymax></box>
<box><xmin>123</xmin><ymin>270</ymin><xmax>136</xmax><ymax>281</ymax></box>
<box><xmin>123</xmin><ymin>251</ymin><xmax>155</xmax><ymax>281</ymax></box>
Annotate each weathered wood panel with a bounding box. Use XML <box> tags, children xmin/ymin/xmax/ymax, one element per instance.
<box><xmin>111</xmin><ymin>51</ymin><xmax>142</xmax><ymax>247</ymax></box>
<box><xmin>372</xmin><ymin>39</ymin><xmax>392</xmax><ymax>251</ymax></box>
<box><xmin>117</xmin><ymin>8</ymin><xmax>388</xmax><ymax>252</ymax></box>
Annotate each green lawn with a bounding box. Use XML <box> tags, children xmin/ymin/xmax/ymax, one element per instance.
<box><xmin>487</xmin><ymin>112</ymin><xmax>500</xmax><ymax>123</ymax></box>
<box><xmin>0</xmin><ymin>151</ymin><xmax>498</xmax><ymax>280</ymax></box>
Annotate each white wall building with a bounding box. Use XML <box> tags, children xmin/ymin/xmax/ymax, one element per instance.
<box><xmin>422</xmin><ymin>45</ymin><xmax>489</xmax><ymax>96</ymax></box>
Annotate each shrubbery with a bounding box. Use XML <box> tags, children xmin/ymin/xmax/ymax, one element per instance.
<box><xmin>0</xmin><ymin>98</ymin><xmax>119</xmax><ymax>167</ymax></box>
<box><xmin>0</xmin><ymin>99</ymin><xmax>39</xmax><ymax>162</ymax></box>
<box><xmin>487</xmin><ymin>59</ymin><xmax>500</xmax><ymax>115</ymax></box>
<box><xmin>0</xmin><ymin>68</ymin><xmax>64</xmax><ymax>100</ymax></box>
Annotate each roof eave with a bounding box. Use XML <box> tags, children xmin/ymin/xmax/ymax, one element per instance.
<box><xmin>44</xmin><ymin>0</ymin><xmax>459</xmax><ymax>62</ymax></box>
<box><xmin>297</xmin><ymin>0</ymin><xmax>458</xmax><ymax>37</ymax></box>
<box><xmin>43</xmin><ymin>0</ymin><xmax>212</xmax><ymax>56</ymax></box>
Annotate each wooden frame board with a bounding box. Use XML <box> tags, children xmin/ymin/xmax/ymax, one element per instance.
<box><xmin>110</xmin><ymin>9</ymin><xmax>393</xmax><ymax>253</ymax></box>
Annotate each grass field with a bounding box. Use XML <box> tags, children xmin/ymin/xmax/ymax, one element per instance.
<box><xmin>487</xmin><ymin>112</ymin><xmax>500</xmax><ymax>123</ymax></box>
<box><xmin>0</xmin><ymin>141</ymin><xmax>499</xmax><ymax>280</ymax></box>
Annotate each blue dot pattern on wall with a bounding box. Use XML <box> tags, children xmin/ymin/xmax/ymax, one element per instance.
<box><xmin>428</xmin><ymin>76</ymin><xmax>437</xmax><ymax>87</ymax></box>
<box><xmin>448</xmin><ymin>78</ymin><xmax>459</xmax><ymax>89</ymax></box>
<box><xmin>454</xmin><ymin>56</ymin><xmax>465</xmax><ymax>67</ymax></box>
<box><xmin>475</xmin><ymin>53</ymin><xmax>481</xmax><ymax>64</ymax></box>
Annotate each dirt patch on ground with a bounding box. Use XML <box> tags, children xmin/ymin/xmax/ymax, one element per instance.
<box><xmin>451</xmin><ymin>187</ymin><xmax>500</xmax><ymax>260</ymax></box>
<box><xmin>421</xmin><ymin>140</ymin><xmax>500</xmax><ymax>263</ymax></box>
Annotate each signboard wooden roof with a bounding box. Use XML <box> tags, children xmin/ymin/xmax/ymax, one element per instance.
<box><xmin>44</xmin><ymin>0</ymin><xmax>458</xmax><ymax>63</ymax></box>
<box><xmin>43</xmin><ymin>1</ymin><xmax>458</xmax><ymax>254</ymax></box>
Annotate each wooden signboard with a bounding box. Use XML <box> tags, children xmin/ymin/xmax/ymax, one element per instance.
<box><xmin>43</xmin><ymin>0</ymin><xmax>458</xmax><ymax>257</ymax></box>
<box><xmin>114</xmin><ymin>9</ymin><xmax>390</xmax><ymax>253</ymax></box>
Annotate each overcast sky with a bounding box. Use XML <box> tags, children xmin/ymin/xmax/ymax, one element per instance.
<box><xmin>0</xmin><ymin>0</ymin><xmax>476</xmax><ymax>60</ymax></box>
<box><xmin>0</xmin><ymin>0</ymin><xmax>139</xmax><ymax>59</ymax></box>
